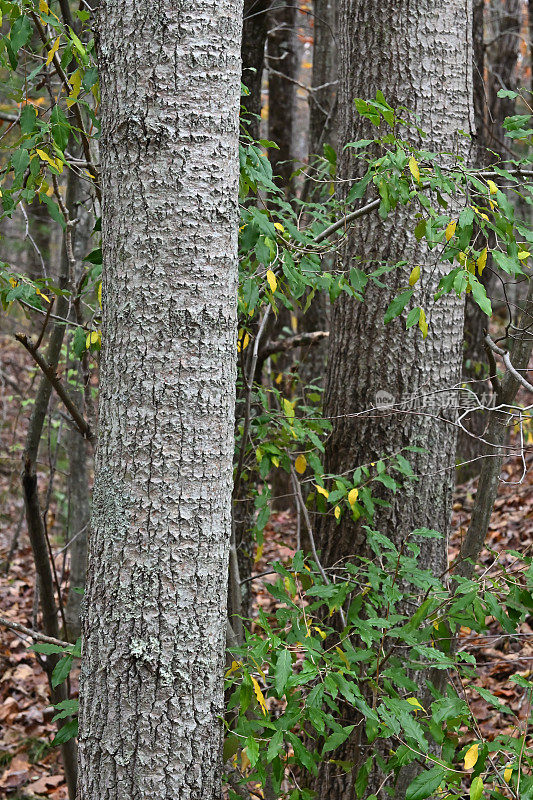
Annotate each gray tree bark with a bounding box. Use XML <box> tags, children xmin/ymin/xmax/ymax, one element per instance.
<box><xmin>77</xmin><ymin>2</ymin><xmax>242</xmax><ymax>799</ymax></box>
<box><xmin>314</xmin><ymin>2</ymin><xmax>473</xmax><ymax>797</ymax></box>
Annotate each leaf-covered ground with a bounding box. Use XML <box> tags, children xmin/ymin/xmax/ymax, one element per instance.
<box><xmin>0</xmin><ymin>335</ymin><xmax>531</xmax><ymax>797</ymax></box>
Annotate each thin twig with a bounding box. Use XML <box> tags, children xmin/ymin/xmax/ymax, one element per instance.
<box><xmin>0</xmin><ymin>614</ymin><xmax>69</xmax><ymax>649</ymax></box>
<box><xmin>15</xmin><ymin>333</ymin><xmax>94</xmax><ymax>443</ymax></box>
<box><xmin>485</xmin><ymin>333</ymin><xmax>533</xmax><ymax>393</ymax></box>
<box><xmin>290</xmin><ymin>464</ymin><xmax>346</xmax><ymax>628</ymax></box>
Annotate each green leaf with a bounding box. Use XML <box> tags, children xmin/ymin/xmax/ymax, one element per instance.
<box><xmin>52</xmin><ymin>718</ymin><xmax>78</xmax><ymax>746</ymax></box>
<box><xmin>470</xmin><ymin>776</ymin><xmax>483</xmax><ymax>800</ymax></box>
<box><xmin>355</xmin><ymin>756</ymin><xmax>372</xmax><ymax>799</ymax></box>
<box><xmin>275</xmin><ymin>649</ymin><xmax>292</xmax><ymax>696</ymax></box>
<box><xmin>52</xmin><ymin>699</ymin><xmax>79</xmax><ymax>721</ymax></box>
<box><xmin>384</xmin><ymin>290</ymin><xmax>413</xmax><ymax>324</ymax></box>
<box><xmin>32</xmin><ymin>642</ymin><xmax>71</xmax><ymax>655</ymax></box>
<box><xmin>406</xmin><ymin>766</ymin><xmax>447</xmax><ymax>800</ymax></box>
<box><xmin>11</xmin><ymin>148</ymin><xmax>30</xmax><ymax>179</ymax></box>
<box><xmin>10</xmin><ymin>15</ymin><xmax>32</xmax><ymax>53</ymax></box>
<box><xmin>51</xmin><ymin>106</ymin><xmax>70</xmax><ymax>151</ymax></box>
<box><xmin>51</xmin><ymin>655</ymin><xmax>73</xmax><ymax>688</ymax></box>
<box><xmin>244</xmin><ymin>736</ymin><xmax>259</xmax><ymax>768</ymax></box>
<box><xmin>322</xmin><ymin>725</ymin><xmax>355</xmax><ymax>755</ymax></box>
<box><xmin>406</xmin><ymin>307</ymin><xmax>421</xmax><ymax>328</ymax></box>
<box><xmin>19</xmin><ymin>105</ymin><xmax>36</xmax><ymax>135</ymax></box>
<box><xmin>84</xmin><ymin>247</ymin><xmax>103</xmax><ymax>265</ymax></box>
<box><xmin>469</xmin><ymin>278</ymin><xmax>492</xmax><ymax>316</ymax></box>
<box><xmin>267</xmin><ymin>730</ymin><xmax>283</xmax><ymax>763</ymax></box>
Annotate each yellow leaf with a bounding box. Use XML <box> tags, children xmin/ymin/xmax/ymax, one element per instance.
<box><xmin>254</xmin><ymin>542</ymin><xmax>263</xmax><ymax>564</ymax></box>
<box><xmin>97</xmin><ymin>282</ymin><xmax>102</xmax><ymax>307</ymax></box>
<box><xmin>272</xmin><ymin>456</ymin><xmax>279</xmax><ymax>467</ymax></box>
<box><xmin>266</xmin><ymin>269</ymin><xmax>277</xmax><ymax>292</ymax></box>
<box><xmin>295</xmin><ymin>454</ymin><xmax>307</xmax><ymax>474</ymax></box>
<box><xmin>419</xmin><ymin>308</ymin><xmax>428</xmax><ymax>339</ymax></box>
<box><xmin>504</xmin><ymin>765</ymin><xmax>513</xmax><ymax>783</ymax></box>
<box><xmin>282</xmin><ymin>397</ymin><xmax>295</xmax><ymax>423</ymax></box>
<box><xmin>313</xmin><ymin>626</ymin><xmax>326</xmax><ymax>639</ymax></box>
<box><xmin>335</xmin><ymin>646</ymin><xmax>350</xmax><ymax>669</ymax></box>
<box><xmin>348</xmin><ymin>488</ymin><xmax>359</xmax><ymax>506</ymax></box>
<box><xmin>457</xmin><ymin>251</ymin><xmax>467</xmax><ymax>265</ymax></box>
<box><xmin>86</xmin><ymin>330</ymin><xmax>101</xmax><ymax>349</ymax></box>
<box><xmin>334</xmin><ymin>505</ymin><xmax>341</xmax><ymax>519</ymax></box>
<box><xmin>464</xmin><ymin>743</ymin><xmax>479</xmax><ymax>770</ymax></box>
<box><xmin>487</xmin><ymin>179</ymin><xmax>498</xmax><ymax>195</ymax></box>
<box><xmin>237</xmin><ymin>330</ymin><xmax>250</xmax><ymax>352</ymax></box>
<box><xmin>409</xmin><ymin>156</ymin><xmax>420</xmax><ymax>183</ymax></box>
<box><xmin>409</xmin><ymin>265</ymin><xmax>421</xmax><ymax>286</ymax></box>
<box><xmin>39</xmin><ymin>0</ymin><xmax>49</xmax><ymax>13</ymax></box>
<box><xmin>35</xmin><ymin>287</ymin><xmax>50</xmax><ymax>302</ymax></box>
<box><xmin>66</xmin><ymin>69</ymin><xmax>82</xmax><ymax>107</ymax></box>
<box><xmin>518</xmin><ymin>250</ymin><xmax>530</xmax><ymax>260</ymax></box>
<box><xmin>315</xmin><ymin>485</ymin><xmax>329</xmax><ymax>499</ymax></box>
<box><xmin>36</xmin><ymin>148</ymin><xmax>61</xmax><ymax>172</ymax></box>
<box><xmin>241</xmin><ymin>749</ymin><xmax>250</xmax><ymax>771</ymax></box>
<box><xmin>274</xmin><ymin>222</ymin><xmax>284</xmax><ymax>232</ymax></box>
<box><xmin>251</xmin><ymin>676</ymin><xmax>267</xmax><ymax>715</ymax></box>
<box><xmin>225</xmin><ymin>660</ymin><xmax>241</xmax><ymax>678</ymax></box>
<box><xmin>406</xmin><ymin>697</ymin><xmax>425</xmax><ymax>711</ymax></box>
<box><xmin>445</xmin><ymin>220</ymin><xmax>457</xmax><ymax>241</ymax></box>
<box><xmin>46</xmin><ymin>37</ymin><xmax>60</xmax><ymax>66</ymax></box>
<box><xmin>275</xmin><ymin>372</ymin><xmax>283</xmax><ymax>384</ymax></box>
<box><xmin>476</xmin><ymin>247</ymin><xmax>487</xmax><ymax>275</ymax></box>
<box><xmin>290</xmin><ymin>313</ymin><xmax>298</xmax><ymax>332</ymax></box>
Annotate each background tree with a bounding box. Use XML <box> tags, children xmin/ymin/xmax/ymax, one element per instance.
<box><xmin>314</xmin><ymin>1</ymin><xmax>474</xmax><ymax>795</ymax></box>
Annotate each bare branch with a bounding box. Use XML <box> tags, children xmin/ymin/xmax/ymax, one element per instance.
<box><xmin>15</xmin><ymin>333</ymin><xmax>94</xmax><ymax>444</ymax></box>
<box><xmin>0</xmin><ymin>614</ymin><xmax>69</xmax><ymax>649</ymax></box>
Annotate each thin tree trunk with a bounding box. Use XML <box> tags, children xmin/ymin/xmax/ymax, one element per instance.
<box><xmin>21</xmin><ymin>147</ymin><xmax>80</xmax><ymax>800</ymax></box>
<box><xmin>64</xmin><ymin>382</ymin><xmax>89</xmax><ymax>641</ymax></box>
<box><xmin>314</xmin><ymin>2</ymin><xmax>473</xmax><ymax>798</ymax></box>
<box><xmin>298</xmin><ymin>0</ymin><xmax>337</xmax><ymax>390</ymax></box>
<box><xmin>241</xmin><ymin>0</ymin><xmax>271</xmax><ymax>141</ymax></box>
<box><xmin>267</xmin><ymin>0</ymin><xmax>299</xmax><ymax>191</ymax></box>
<box><xmin>458</xmin><ymin>278</ymin><xmax>533</xmax><ymax>578</ymax></box>
<box><xmin>458</xmin><ymin>0</ymin><xmax>522</xmax><ymax>478</ymax></box>
<box><xmin>308</xmin><ymin>0</ymin><xmax>337</xmax><ymax>158</ymax></box>
<box><xmin>77</xmin><ymin>2</ymin><xmax>242</xmax><ymax>798</ymax></box>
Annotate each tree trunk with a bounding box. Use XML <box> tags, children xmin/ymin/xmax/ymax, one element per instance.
<box><xmin>267</xmin><ymin>0</ymin><xmax>300</xmax><ymax>191</ymax></box>
<box><xmin>64</xmin><ymin>382</ymin><xmax>89</xmax><ymax>641</ymax></box>
<box><xmin>77</xmin><ymin>2</ymin><xmax>242</xmax><ymax>798</ymax></box>
<box><xmin>314</xmin><ymin>2</ymin><xmax>473</xmax><ymax>797</ymax></box>
<box><xmin>458</xmin><ymin>0</ymin><xmax>522</xmax><ymax>478</ymax></box>
<box><xmin>308</xmin><ymin>0</ymin><xmax>337</xmax><ymax>158</ymax></box>
<box><xmin>298</xmin><ymin>0</ymin><xmax>337</xmax><ymax>391</ymax></box>
<box><xmin>241</xmin><ymin>0</ymin><xmax>271</xmax><ymax>141</ymax></box>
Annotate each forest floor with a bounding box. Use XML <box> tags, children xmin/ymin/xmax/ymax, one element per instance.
<box><xmin>0</xmin><ymin>334</ymin><xmax>532</xmax><ymax>798</ymax></box>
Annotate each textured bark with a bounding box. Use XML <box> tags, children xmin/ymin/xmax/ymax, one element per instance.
<box><xmin>77</xmin><ymin>3</ymin><xmax>242</xmax><ymax>799</ymax></box>
<box><xmin>308</xmin><ymin>0</ymin><xmax>337</xmax><ymax>157</ymax></box>
<box><xmin>314</xmin><ymin>2</ymin><xmax>473</xmax><ymax>798</ymax></box>
<box><xmin>64</xmin><ymin>384</ymin><xmax>89</xmax><ymax>641</ymax></box>
<box><xmin>241</xmin><ymin>0</ymin><xmax>271</xmax><ymax>140</ymax></box>
<box><xmin>267</xmin><ymin>0</ymin><xmax>299</xmax><ymax>191</ymax></box>
<box><xmin>486</xmin><ymin>0</ymin><xmax>521</xmax><ymax>151</ymax></box>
